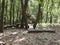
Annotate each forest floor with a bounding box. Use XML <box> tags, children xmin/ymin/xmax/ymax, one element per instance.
<box><xmin>0</xmin><ymin>27</ymin><xmax>60</xmax><ymax>45</ymax></box>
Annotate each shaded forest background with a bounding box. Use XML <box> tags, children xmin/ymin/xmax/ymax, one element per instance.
<box><xmin>0</xmin><ymin>0</ymin><xmax>60</xmax><ymax>32</ymax></box>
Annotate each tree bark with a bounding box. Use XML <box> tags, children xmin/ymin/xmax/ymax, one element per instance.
<box><xmin>5</xmin><ymin>0</ymin><xmax>8</xmax><ymax>25</ymax></box>
<box><xmin>33</xmin><ymin>1</ymin><xmax>42</xmax><ymax>29</ymax></box>
<box><xmin>13</xmin><ymin>0</ymin><xmax>15</xmax><ymax>26</ymax></box>
<box><xmin>45</xmin><ymin>12</ymin><xmax>48</xmax><ymax>23</ymax></box>
<box><xmin>0</xmin><ymin>0</ymin><xmax>5</xmax><ymax>32</ymax></box>
<box><xmin>45</xmin><ymin>1</ymin><xmax>49</xmax><ymax>23</ymax></box>
<box><xmin>20</xmin><ymin>0</ymin><xmax>24</xmax><ymax>28</ymax></box>
<box><xmin>10</xmin><ymin>0</ymin><xmax>13</xmax><ymax>25</ymax></box>
<box><xmin>20</xmin><ymin>0</ymin><xmax>29</xmax><ymax>29</ymax></box>
<box><xmin>50</xmin><ymin>0</ymin><xmax>53</xmax><ymax>23</ymax></box>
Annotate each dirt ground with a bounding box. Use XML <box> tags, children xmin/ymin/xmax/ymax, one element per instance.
<box><xmin>0</xmin><ymin>28</ymin><xmax>60</xmax><ymax>45</ymax></box>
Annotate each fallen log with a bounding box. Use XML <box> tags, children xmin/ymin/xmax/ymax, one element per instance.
<box><xmin>28</xmin><ymin>30</ymin><xmax>55</xmax><ymax>33</ymax></box>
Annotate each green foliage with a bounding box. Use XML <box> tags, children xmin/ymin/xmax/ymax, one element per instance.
<box><xmin>0</xmin><ymin>0</ymin><xmax>60</xmax><ymax>25</ymax></box>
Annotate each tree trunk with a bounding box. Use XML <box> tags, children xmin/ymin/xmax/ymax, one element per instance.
<box><xmin>0</xmin><ymin>0</ymin><xmax>5</xmax><ymax>32</ymax></box>
<box><xmin>10</xmin><ymin>0</ymin><xmax>13</xmax><ymax>25</ymax></box>
<box><xmin>50</xmin><ymin>0</ymin><xmax>53</xmax><ymax>23</ymax></box>
<box><xmin>50</xmin><ymin>15</ymin><xmax>52</xmax><ymax>23</ymax></box>
<box><xmin>13</xmin><ymin>0</ymin><xmax>15</xmax><ymax>26</ymax></box>
<box><xmin>24</xmin><ymin>0</ymin><xmax>29</xmax><ymax>29</ymax></box>
<box><xmin>20</xmin><ymin>0</ymin><xmax>29</xmax><ymax>29</ymax></box>
<box><xmin>45</xmin><ymin>1</ymin><xmax>49</xmax><ymax>23</ymax></box>
<box><xmin>5</xmin><ymin>0</ymin><xmax>8</xmax><ymax>25</ymax></box>
<box><xmin>33</xmin><ymin>1</ymin><xmax>42</xmax><ymax>29</ymax></box>
<box><xmin>45</xmin><ymin>12</ymin><xmax>48</xmax><ymax>23</ymax></box>
<box><xmin>20</xmin><ymin>0</ymin><xmax>24</xmax><ymax>28</ymax></box>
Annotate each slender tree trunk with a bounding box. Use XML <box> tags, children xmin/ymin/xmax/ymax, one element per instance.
<box><xmin>33</xmin><ymin>0</ymin><xmax>42</xmax><ymax>29</ymax></box>
<box><xmin>0</xmin><ymin>0</ymin><xmax>5</xmax><ymax>32</ymax></box>
<box><xmin>45</xmin><ymin>1</ymin><xmax>49</xmax><ymax>23</ymax></box>
<box><xmin>5</xmin><ymin>0</ymin><xmax>8</xmax><ymax>25</ymax></box>
<box><xmin>13</xmin><ymin>0</ymin><xmax>15</xmax><ymax>26</ymax></box>
<box><xmin>50</xmin><ymin>15</ymin><xmax>52</xmax><ymax>23</ymax></box>
<box><xmin>10</xmin><ymin>0</ymin><xmax>13</xmax><ymax>25</ymax></box>
<box><xmin>16</xmin><ymin>9</ymin><xmax>19</xmax><ymax>23</ymax></box>
<box><xmin>45</xmin><ymin>12</ymin><xmax>48</xmax><ymax>23</ymax></box>
<box><xmin>20</xmin><ymin>0</ymin><xmax>24</xmax><ymax>28</ymax></box>
<box><xmin>50</xmin><ymin>0</ymin><xmax>53</xmax><ymax>23</ymax></box>
<box><xmin>33</xmin><ymin>3</ymin><xmax>42</xmax><ymax>29</ymax></box>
